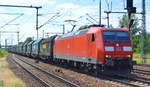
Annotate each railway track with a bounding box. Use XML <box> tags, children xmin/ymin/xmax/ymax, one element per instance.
<box><xmin>11</xmin><ymin>54</ymin><xmax>150</xmax><ymax>87</ymax></box>
<box><xmin>99</xmin><ymin>69</ymin><xmax>150</xmax><ymax>87</ymax></box>
<box><xmin>101</xmin><ymin>76</ymin><xmax>141</xmax><ymax>87</ymax></box>
<box><xmin>103</xmin><ymin>75</ymin><xmax>150</xmax><ymax>87</ymax></box>
<box><xmin>136</xmin><ymin>64</ymin><xmax>150</xmax><ymax>67</ymax></box>
<box><xmin>11</xmin><ymin>54</ymin><xmax>80</xmax><ymax>87</ymax></box>
<box><xmin>133</xmin><ymin>68</ymin><xmax>150</xmax><ymax>76</ymax></box>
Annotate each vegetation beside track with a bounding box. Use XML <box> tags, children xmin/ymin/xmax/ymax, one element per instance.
<box><xmin>0</xmin><ymin>50</ymin><xmax>8</xmax><ymax>58</ymax></box>
<box><xmin>133</xmin><ymin>54</ymin><xmax>150</xmax><ymax>64</ymax></box>
<box><xmin>0</xmin><ymin>54</ymin><xmax>26</xmax><ymax>87</ymax></box>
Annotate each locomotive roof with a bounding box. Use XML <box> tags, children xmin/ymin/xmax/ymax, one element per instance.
<box><xmin>56</xmin><ymin>27</ymin><xmax>129</xmax><ymax>39</ymax></box>
<box><xmin>57</xmin><ymin>29</ymin><xmax>89</xmax><ymax>39</ymax></box>
<box><xmin>41</xmin><ymin>35</ymin><xmax>57</xmax><ymax>43</ymax></box>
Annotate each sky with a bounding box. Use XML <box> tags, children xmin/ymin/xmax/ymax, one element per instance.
<box><xmin>0</xmin><ymin>0</ymin><xmax>149</xmax><ymax>46</ymax></box>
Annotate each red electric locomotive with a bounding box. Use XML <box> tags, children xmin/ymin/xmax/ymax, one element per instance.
<box><xmin>53</xmin><ymin>25</ymin><xmax>135</xmax><ymax>75</ymax></box>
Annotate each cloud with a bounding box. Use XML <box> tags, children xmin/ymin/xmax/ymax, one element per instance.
<box><xmin>56</xmin><ymin>3</ymin><xmax>100</xmax><ymax>31</ymax></box>
<box><xmin>0</xmin><ymin>0</ymin><xmax>54</xmax><ymax>6</ymax></box>
<box><xmin>57</xmin><ymin>3</ymin><xmax>97</xmax><ymax>15</ymax></box>
<box><xmin>1</xmin><ymin>0</ymin><xmax>150</xmax><ymax>45</ymax></box>
<box><xmin>0</xmin><ymin>14</ymin><xmax>23</xmax><ymax>30</ymax></box>
<box><xmin>57</xmin><ymin>3</ymin><xmax>80</xmax><ymax>9</ymax></box>
<box><xmin>0</xmin><ymin>14</ymin><xmax>14</xmax><ymax>20</ymax></box>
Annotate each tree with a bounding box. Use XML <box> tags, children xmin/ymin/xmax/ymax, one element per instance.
<box><xmin>119</xmin><ymin>14</ymin><xmax>141</xmax><ymax>53</ymax></box>
<box><xmin>78</xmin><ymin>25</ymin><xmax>89</xmax><ymax>30</ymax></box>
<box><xmin>18</xmin><ymin>42</ymin><xmax>23</xmax><ymax>45</ymax></box>
<box><xmin>24</xmin><ymin>37</ymin><xmax>32</xmax><ymax>44</ymax></box>
<box><xmin>119</xmin><ymin>15</ymin><xmax>128</xmax><ymax>28</ymax></box>
<box><xmin>145</xmin><ymin>33</ymin><xmax>150</xmax><ymax>53</ymax></box>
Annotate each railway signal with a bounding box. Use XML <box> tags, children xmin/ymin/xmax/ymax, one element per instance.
<box><xmin>126</xmin><ymin>0</ymin><xmax>136</xmax><ymax>31</ymax></box>
<box><xmin>127</xmin><ymin>0</ymin><xmax>133</xmax><ymax>8</ymax></box>
<box><xmin>127</xmin><ymin>0</ymin><xmax>146</xmax><ymax>63</ymax></box>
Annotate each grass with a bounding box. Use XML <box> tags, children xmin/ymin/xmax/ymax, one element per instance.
<box><xmin>133</xmin><ymin>54</ymin><xmax>150</xmax><ymax>64</ymax></box>
<box><xmin>14</xmin><ymin>83</ymin><xmax>24</xmax><ymax>87</ymax></box>
<box><xmin>0</xmin><ymin>50</ymin><xmax>8</xmax><ymax>58</ymax></box>
<box><xmin>0</xmin><ymin>80</ymin><xmax>4</xmax><ymax>87</ymax></box>
<box><xmin>0</xmin><ymin>56</ymin><xmax>26</xmax><ymax>87</ymax></box>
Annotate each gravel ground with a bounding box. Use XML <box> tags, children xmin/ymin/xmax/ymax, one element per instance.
<box><xmin>13</xmin><ymin>54</ymin><xmax>125</xmax><ymax>87</ymax></box>
<box><xmin>6</xmin><ymin>54</ymin><xmax>44</xmax><ymax>87</ymax></box>
<box><xmin>133</xmin><ymin>65</ymin><xmax>150</xmax><ymax>79</ymax></box>
<box><xmin>134</xmin><ymin>65</ymin><xmax>150</xmax><ymax>71</ymax></box>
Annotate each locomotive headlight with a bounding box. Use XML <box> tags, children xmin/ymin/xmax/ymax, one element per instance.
<box><xmin>126</xmin><ymin>55</ymin><xmax>131</xmax><ymax>58</ymax></box>
<box><xmin>105</xmin><ymin>55</ymin><xmax>112</xmax><ymax>58</ymax></box>
<box><xmin>123</xmin><ymin>46</ymin><xmax>132</xmax><ymax>51</ymax></box>
<box><xmin>105</xmin><ymin>46</ymin><xmax>114</xmax><ymax>51</ymax></box>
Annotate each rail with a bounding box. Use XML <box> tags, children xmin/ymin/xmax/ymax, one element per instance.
<box><xmin>12</xmin><ymin>54</ymin><xmax>80</xmax><ymax>87</ymax></box>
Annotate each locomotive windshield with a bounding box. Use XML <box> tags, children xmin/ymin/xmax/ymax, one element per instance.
<box><xmin>103</xmin><ymin>31</ymin><xmax>130</xmax><ymax>42</ymax></box>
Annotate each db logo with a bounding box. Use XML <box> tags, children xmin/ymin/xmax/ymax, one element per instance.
<box><xmin>116</xmin><ymin>47</ymin><xmax>121</xmax><ymax>51</ymax></box>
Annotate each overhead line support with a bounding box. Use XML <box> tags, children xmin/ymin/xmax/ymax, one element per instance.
<box><xmin>0</xmin><ymin>4</ymin><xmax>42</xmax><ymax>40</ymax></box>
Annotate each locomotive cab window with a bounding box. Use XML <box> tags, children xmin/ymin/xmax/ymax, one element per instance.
<box><xmin>103</xmin><ymin>31</ymin><xmax>130</xmax><ymax>42</ymax></box>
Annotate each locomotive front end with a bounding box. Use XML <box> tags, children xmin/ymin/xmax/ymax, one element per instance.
<box><xmin>102</xmin><ymin>29</ymin><xmax>135</xmax><ymax>75</ymax></box>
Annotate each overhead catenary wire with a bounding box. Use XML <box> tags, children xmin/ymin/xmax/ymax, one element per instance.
<box><xmin>0</xmin><ymin>13</ymin><xmax>24</xmax><ymax>30</ymax></box>
<box><xmin>86</xmin><ymin>18</ymin><xmax>95</xmax><ymax>24</ymax></box>
<box><xmin>86</xmin><ymin>13</ymin><xmax>99</xmax><ymax>24</ymax></box>
<box><xmin>0</xmin><ymin>13</ymin><xmax>24</xmax><ymax>15</ymax></box>
<box><xmin>0</xmin><ymin>5</ymin><xmax>42</xmax><ymax>40</ymax></box>
<box><xmin>38</xmin><ymin>12</ymin><xmax>61</xmax><ymax>29</ymax></box>
<box><xmin>105</xmin><ymin>0</ymin><xmax>110</xmax><ymax>11</ymax></box>
<box><xmin>123</xmin><ymin>0</ymin><xmax>126</xmax><ymax>9</ymax></box>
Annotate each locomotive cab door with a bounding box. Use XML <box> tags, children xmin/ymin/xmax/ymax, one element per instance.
<box><xmin>87</xmin><ymin>33</ymin><xmax>95</xmax><ymax>58</ymax></box>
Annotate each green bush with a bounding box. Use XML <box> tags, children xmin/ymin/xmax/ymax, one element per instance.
<box><xmin>15</xmin><ymin>83</ymin><xmax>24</xmax><ymax>87</ymax></box>
<box><xmin>133</xmin><ymin>54</ymin><xmax>150</xmax><ymax>64</ymax></box>
<box><xmin>0</xmin><ymin>80</ymin><xmax>4</xmax><ymax>87</ymax></box>
<box><xmin>0</xmin><ymin>50</ymin><xmax>8</xmax><ymax>58</ymax></box>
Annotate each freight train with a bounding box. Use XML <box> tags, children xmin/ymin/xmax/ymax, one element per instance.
<box><xmin>8</xmin><ymin>25</ymin><xmax>135</xmax><ymax>76</ymax></box>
